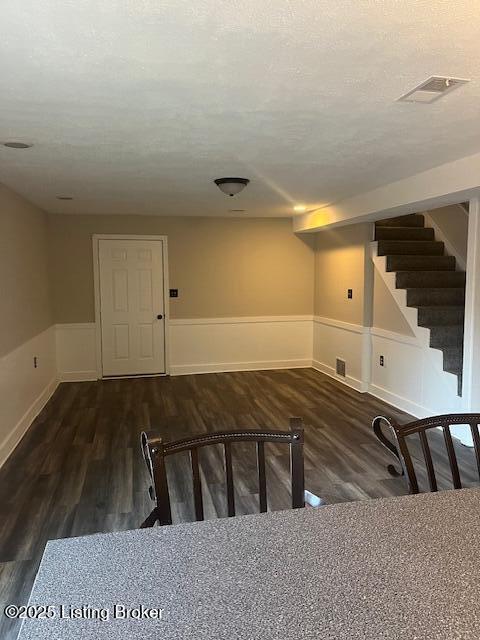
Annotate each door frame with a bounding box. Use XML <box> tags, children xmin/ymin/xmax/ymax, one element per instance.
<box><xmin>92</xmin><ymin>234</ymin><xmax>170</xmax><ymax>379</ymax></box>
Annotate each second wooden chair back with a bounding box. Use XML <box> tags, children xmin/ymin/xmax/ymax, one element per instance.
<box><xmin>141</xmin><ymin>418</ymin><xmax>305</xmax><ymax>527</ymax></box>
<box><xmin>373</xmin><ymin>413</ymin><xmax>480</xmax><ymax>494</ymax></box>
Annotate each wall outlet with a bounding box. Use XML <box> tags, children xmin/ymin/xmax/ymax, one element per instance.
<box><xmin>33</xmin><ymin>356</ymin><xmax>38</xmax><ymax>369</ymax></box>
<box><xmin>347</xmin><ymin>289</ymin><xmax>353</xmax><ymax>299</ymax></box>
<box><xmin>379</xmin><ymin>355</ymin><xmax>384</xmax><ymax>367</ymax></box>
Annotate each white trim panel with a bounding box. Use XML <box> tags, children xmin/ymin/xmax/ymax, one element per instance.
<box><xmin>55</xmin><ymin>323</ymin><xmax>98</xmax><ymax>381</ymax></box>
<box><xmin>312</xmin><ymin>316</ymin><xmax>464</xmax><ymax>420</ymax></box>
<box><xmin>169</xmin><ymin>317</ymin><xmax>313</xmax><ymax>375</ymax></box>
<box><xmin>463</xmin><ymin>196</ymin><xmax>480</xmax><ymax>410</ymax></box>
<box><xmin>370</xmin><ymin>330</ymin><xmax>463</xmax><ymax>416</ymax></box>
<box><xmin>312</xmin><ymin>316</ymin><xmax>368</xmax><ymax>391</ymax></box>
<box><xmin>0</xmin><ymin>326</ymin><xmax>58</xmax><ymax>468</ymax></box>
<box><xmin>55</xmin><ymin>318</ymin><xmax>314</xmax><ymax>379</ymax></box>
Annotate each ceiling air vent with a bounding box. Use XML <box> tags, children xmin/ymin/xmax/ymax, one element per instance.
<box><xmin>398</xmin><ymin>76</ymin><xmax>470</xmax><ymax>104</ymax></box>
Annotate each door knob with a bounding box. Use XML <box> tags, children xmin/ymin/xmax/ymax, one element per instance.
<box><xmin>157</xmin><ymin>314</ymin><xmax>163</xmax><ymax>320</ymax></box>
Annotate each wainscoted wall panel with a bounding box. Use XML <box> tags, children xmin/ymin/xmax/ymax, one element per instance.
<box><xmin>169</xmin><ymin>317</ymin><xmax>313</xmax><ymax>375</ymax></box>
<box><xmin>0</xmin><ymin>326</ymin><xmax>57</xmax><ymax>467</ymax></box>
<box><xmin>369</xmin><ymin>329</ymin><xmax>424</xmax><ymax>415</ymax></box>
<box><xmin>55</xmin><ymin>323</ymin><xmax>97</xmax><ymax>381</ymax></box>
<box><xmin>312</xmin><ymin>317</ymin><xmax>464</xmax><ymax>415</ymax></box>
<box><xmin>312</xmin><ymin>317</ymin><xmax>366</xmax><ymax>391</ymax></box>
<box><xmin>370</xmin><ymin>327</ymin><xmax>467</xmax><ymax>443</ymax></box>
<box><xmin>55</xmin><ymin>317</ymin><xmax>314</xmax><ymax>379</ymax></box>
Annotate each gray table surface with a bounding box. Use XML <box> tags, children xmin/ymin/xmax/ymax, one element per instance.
<box><xmin>17</xmin><ymin>488</ymin><xmax>480</xmax><ymax>640</ymax></box>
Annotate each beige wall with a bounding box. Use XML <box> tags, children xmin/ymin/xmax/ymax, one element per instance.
<box><xmin>48</xmin><ymin>215</ymin><xmax>315</xmax><ymax>323</ymax></box>
<box><xmin>0</xmin><ymin>184</ymin><xmax>52</xmax><ymax>357</ymax></box>
<box><xmin>372</xmin><ymin>270</ymin><xmax>414</xmax><ymax>335</ymax></box>
<box><xmin>427</xmin><ymin>204</ymin><xmax>468</xmax><ymax>263</ymax></box>
<box><xmin>314</xmin><ymin>221</ymin><xmax>414</xmax><ymax>335</ymax></box>
<box><xmin>314</xmin><ymin>223</ymin><xmax>372</xmax><ymax>325</ymax></box>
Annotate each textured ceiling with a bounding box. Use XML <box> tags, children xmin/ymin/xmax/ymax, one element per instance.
<box><xmin>0</xmin><ymin>1</ymin><xmax>480</xmax><ymax>217</ymax></box>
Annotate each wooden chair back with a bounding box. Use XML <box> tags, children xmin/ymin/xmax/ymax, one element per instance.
<box><xmin>373</xmin><ymin>413</ymin><xmax>480</xmax><ymax>494</ymax></box>
<box><xmin>140</xmin><ymin>418</ymin><xmax>305</xmax><ymax>527</ymax></box>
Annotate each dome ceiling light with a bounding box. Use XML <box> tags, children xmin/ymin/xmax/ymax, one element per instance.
<box><xmin>214</xmin><ymin>177</ymin><xmax>250</xmax><ymax>197</ymax></box>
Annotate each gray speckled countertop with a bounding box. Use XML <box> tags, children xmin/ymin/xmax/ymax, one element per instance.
<box><xmin>17</xmin><ymin>488</ymin><xmax>480</xmax><ymax>640</ymax></box>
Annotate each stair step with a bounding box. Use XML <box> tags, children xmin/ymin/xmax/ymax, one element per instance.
<box><xmin>377</xmin><ymin>240</ymin><xmax>444</xmax><ymax>256</ymax></box>
<box><xmin>376</xmin><ymin>214</ymin><xmax>425</xmax><ymax>228</ymax></box>
<box><xmin>444</xmin><ymin>364</ymin><xmax>463</xmax><ymax>393</ymax></box>
<box><xmin>430</xmin><ymin>325</ymin><xmax>464</xmax><ymax>348</ymax></box>
<box><xmin>396</xmin><ymin>271</ymin><xmax>466</xmax><ymax>288</ymax></box>
<box><xmin>375</xmin><ymin>226</ymin><xmax>435</xmax><ymax>241</ymax></box>
<box><xmin>386</xmin><ymin>255</ymin><xmax>456</xmax><ymax>271</ymax></box>
<box><xmin>442</xmin><ymin>346</ymin><xmax>463</xmax><ymax>372</ymax></box>
<box><xmin>418</xmin><ymin>306</ymin><xmax>464</xmax><ymax>327</ymax></box>
<box><xmin>407</xmin><ymin>288</ymin><xmax>465</xmax><ymax>307</ymax></box>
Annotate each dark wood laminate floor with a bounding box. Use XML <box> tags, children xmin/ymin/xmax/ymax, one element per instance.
<box><xmin>1</xmin><ymin>367</ymin><xmax>478</xmax><ymax>639</ymax></box>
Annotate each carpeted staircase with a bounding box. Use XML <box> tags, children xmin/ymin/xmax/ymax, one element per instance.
<box><xmin>375</xmin><ymin>213</ymin><xmax>466</xmax><ymax>395</ymax></box>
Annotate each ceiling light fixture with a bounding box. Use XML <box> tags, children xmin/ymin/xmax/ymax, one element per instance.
<box><xmin>229</xmin><ymin>209</ymin><xmax>246</xmax><ymax>213</ymax></box>
<box><xmin>214</xmin><ymin>177</ymin><xmax>250</xmax><ymax>197</ymax></box>
<box><xmin>57</xmin><ymin>196</ymin><xmax>73</xmax><ymax>200</ymax></box>
<box><xmin>294</xmin><ymin>205</ymin><xmax>307</xmax><ymax>212</ymax></box>
<box><xmin>3</xmin><ymin>141</ymin><xmax>33</xmax><ymax>149</ymax></box>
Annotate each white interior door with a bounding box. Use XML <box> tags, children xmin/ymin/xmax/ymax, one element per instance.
<box><xmin>98</xmin><ymin>238</ymin><xmax>166</xmax><ymax>376</ymax></box>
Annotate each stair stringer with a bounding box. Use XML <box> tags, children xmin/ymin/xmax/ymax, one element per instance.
<box><xmin>371</xmin><ymin>241</ymin><xmax>464</xmax><ymax>415</ymax></box>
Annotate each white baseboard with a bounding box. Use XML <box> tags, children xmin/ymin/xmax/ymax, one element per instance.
<box><xmin>0</xmin><ymin>377</ymin><xmax>59</xmax><ymax>468</ymax></box>
<box><xmin>171</xmin><ymin>358</ymin><xmax>312</xmax><ymax>376</ymax></box>
<box><xmin>311</xmin><ymin>359</ymin><xmax>365</xmax><ymax>392</ymax></box>
<box><xmin>368</xmin><ymin>383</ymin><xmax>472</xmax><ymax>445</ymax></box>
<box><xmin>0</xmin><ymin>325</ymin><xmax>58</xmax><ymax>468</ymax></box>
<box><xmin>368</xmin><ymin>383</ymin><xmax>431</xmax><ymax>418</ymax></box>
<box><xmin>59</xmin><ymin>371</ymin><xmax>98</xmax><ymax>382</ymax></box>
